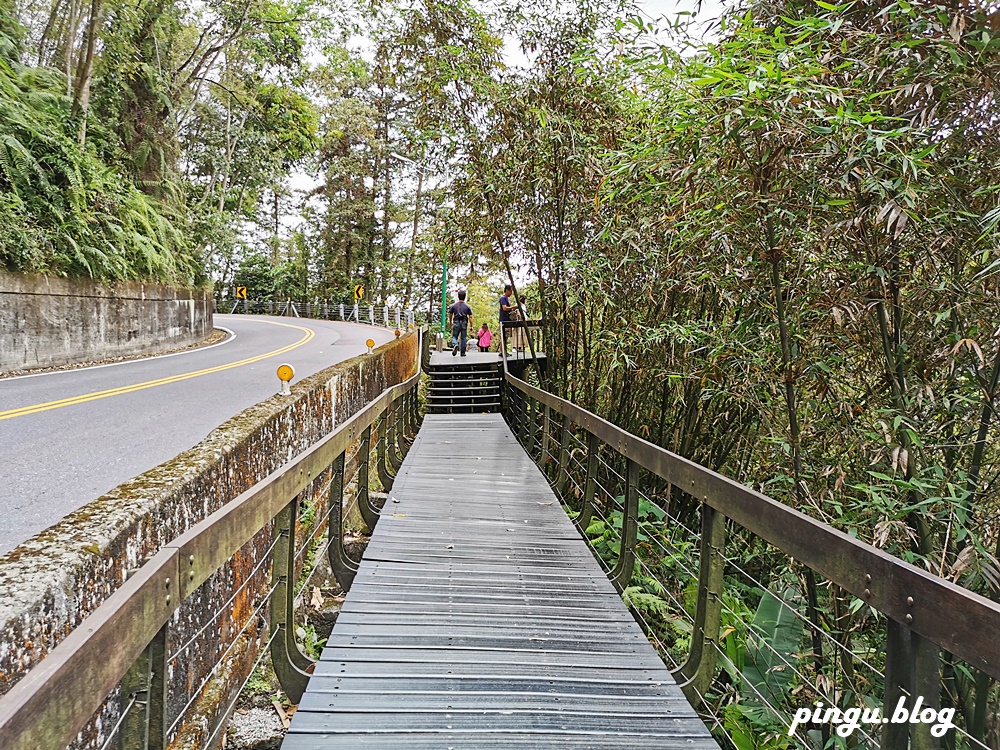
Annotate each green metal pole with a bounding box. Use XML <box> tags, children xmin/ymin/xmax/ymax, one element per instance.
<box><xmin>441</xmin><ymin>258</ymin><xmax>448</xmax><ymax>334</ymax></box>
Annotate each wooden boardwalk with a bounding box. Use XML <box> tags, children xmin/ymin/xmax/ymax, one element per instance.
<box><xmin>426</xmin><ymin>350</ymin><xmax>547</xmax><ymax>366</ymax></box>
<box><xmin>282</xmin><ymin>414</ymin><xmax>720</xmax><ymax>749</ymax></box>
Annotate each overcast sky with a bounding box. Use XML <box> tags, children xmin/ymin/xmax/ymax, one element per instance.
<box><xmin>639</xmin><ymin>0</ymin><xmax>722</xmax><ymax>18</ymax></box>
<box><xmin>637</xmin><ymin>0</ymin><xmax>729</xmax><ymax>43</ymax></box>
<box><xmin>641</xmin><ymin>0</ymin><xmax>727</xmax><ymax>19</ymax></box>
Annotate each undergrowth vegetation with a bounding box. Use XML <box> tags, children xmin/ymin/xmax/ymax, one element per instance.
<box><xmin>0</xmin><ymin>23</ymin><xmax>198</xmax><ymax>283</ymax></box>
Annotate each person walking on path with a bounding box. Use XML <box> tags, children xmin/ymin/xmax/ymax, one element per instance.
<box><xmin>499</xmin><ymin>284</ymin><xmax>515</xmax><ymax>356</ymax></box>
<box><xmin>448</xmin><ymin>290</ymin><xmax>473</xmax><ymax>357</ymax></box>
<box><xmin>477</xmin><ymin>323</ymin><xmax>492</xmax><ymax>352</ymax></box>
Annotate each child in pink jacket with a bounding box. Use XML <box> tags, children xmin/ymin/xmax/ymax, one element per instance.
<box><xmin>477</xmin><ymin>323</ymin><xmax>492</xmax><ymax>352</ymax></box>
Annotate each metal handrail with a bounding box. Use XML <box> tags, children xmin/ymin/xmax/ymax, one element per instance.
<box><xmin>0</xmin><ymin>338</ymin><xmax>424</xmax><ymax>750</ymax></box>
<box><xmin>502</xmin><ymin>369</ymin><xmax>1000</xmax><ymax>673</ymax></box>
<box><xmin>220</xmin><ymin>296</ymin><xmax>424</xmax><ymax>329</ymax></box>
<box><xmin>500</xmin><ymin>359</ymin><xmax>1000</xmax><ymax>748</ymax></box>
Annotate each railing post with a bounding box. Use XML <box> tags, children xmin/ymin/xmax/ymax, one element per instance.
<box><xmin>410</xmin><ymin>382</ymin><xmax>420</xmax><ymax>433</ymax></box>
<box><xmin>529</xmin><ymin>397</ymin><xmax>540</xmax><ymax>457</ymax></box>
<box><xmin>609</xmin><ymin>458</ymin><xmax>639</xmax><ymax>591</ymax></box>
<box><xmin>883</xmin><ymin>620</ymin><xmax>942</xmax><ymax>750</ymax></box>
<box><xmin>517</xmin><ymin>391</ymin><xmax>531</xmax><ymax>446</ymax></box>
<box><xmin>386</xmin><ymin>400</ymin><xmax>403</xmax><ymax>472</ymax></box>
<box><xmin>883</xmin><ymin>619</ymin><xmax>914</xmax><ymax>750</ymax></box>
<box><xmin>523</xmin><ymin>395</ymin><xmax>536</xmax><ymax>457</ymax></box>
<box><xmin>556</xmin><ymin>414</ymin><xmax>571</xmax><ymax>497</ymax></box>
<box><xmin>357</xmin><ymin>424</ymin><xmax>379</xmax><ymax>532</ymax></box>
<box><xmin>396</xmin><ymin>392</ymin><xmax>412</xmax><ymax>458</ymax></box>
<box><xmin>268</xmin><ymin>495</ymin><xmax>313</xmax><ymax>704</ymax></box>
<box><xmin>376</xmin><ymin>412</ymin><xmax>396</xmax><ymax>490</ymax></box>
<box><xmin>574</xmin><ymin>431</ymin><xmax>598</xmax><ymax>531</ymax></box>
<box><xmin>539</xmin><ymin>404</ymin><xmax>551</xmax><ymax>472</ymax></box>
<box><xmin>327</xmin><ymin>451</ymin><xmax>358</xmax><ymax>592</ymax></box>
<box><xmin>404</xmin><ymin>387</ymin><xmax>415</xmax><ymax>440</ymax></box>
<box><xmin>911</xmin><ymin>634</ymin><xmax>941</xmax><ymax>750</ymax></box>
<box><xmin>506</xmin><ymin>387</ymin><xmax>516</xmax><ymax>435</ymax></box>
<box><xmin>675</xmin><ymin>503</ymin><xmax>726</xmax><ymax>706</ymax></box>
<box><xmin>119</xmin><ymin>622</ymin><xmax>168</xmax><ymax>750</ymax></box>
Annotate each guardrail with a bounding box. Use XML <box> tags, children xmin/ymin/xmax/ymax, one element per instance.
<box><xmin>220</xmin><ymin>297</ymin><xmax>422</xmax><ymax>330</ymax></box>
<box><xmin>0</xmin><ymin>335</ymin><xmax>424</xmax><ymax>750</ymax></box>
<box><xmin>499</xmin><ymin>340</ymin><xmax>999</xmax><ymax>750</ymax></box>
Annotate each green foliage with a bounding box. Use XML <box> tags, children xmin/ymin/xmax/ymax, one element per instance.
<box><xmin>0</xmin><ymin>32</ymin><xmax>199</xmax><ymax>283</ymax></box>
<box><xmin>299</xmin><ymin>623</ymin><xmax>325</xmax><ymax>661</ymax></box>
<box><xmin>739</xmin><ymin>590</ymin><xmax>805</xmax><ymax>708</ymax></box>
<box><xmin>4</xmin><ymin>0</ymin><xmax>319</xmax><ymax>286</ymax></box>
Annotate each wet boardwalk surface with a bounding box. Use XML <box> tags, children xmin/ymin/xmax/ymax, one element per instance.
<box><xmin>282</xmin><ymin>414</ymin><xmax>720</xmax><ymax>749</ymax></box>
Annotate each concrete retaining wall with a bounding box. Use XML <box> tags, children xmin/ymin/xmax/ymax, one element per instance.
<box><xmin>0</xmin><ymin>272</ymin><xmax>213</xmax><ymax>373</ymax></box>
<box><xmin>0</xmin><ymin>331</ymin><xmax>420</xmax><ymax>749</ymax></box>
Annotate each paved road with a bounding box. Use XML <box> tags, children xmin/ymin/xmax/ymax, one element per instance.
<box><xmin>0</xmin><ymin>315</ymin><xmax>396</xmax><ymax>554</ymax></box>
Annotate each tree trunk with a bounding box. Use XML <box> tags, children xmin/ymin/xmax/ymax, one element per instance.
<box><xmin>405</xmin><ymin>171</ymin><xmax>423</xmax><ymax>307</ymax></box>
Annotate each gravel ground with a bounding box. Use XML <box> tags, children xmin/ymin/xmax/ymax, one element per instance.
<box><xmin>225</xmin><ymin>707</ymin><xmax>286</xmax><ymax>750</ymax></box>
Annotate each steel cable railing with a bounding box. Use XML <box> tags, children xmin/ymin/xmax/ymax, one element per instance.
<box><xmin>560</xmin><ymin>433</ymin><xmax>897</xmax><ymax>748</ymax></box>
<box><xmin>501</xmin><ymin>357</ymin><xmax>1000</xmax><ymax>750</ymax></box>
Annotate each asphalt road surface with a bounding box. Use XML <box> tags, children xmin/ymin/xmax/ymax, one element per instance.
<box><xmin>0</xmin><ymin>315</ymin><xmax>396</xmax><ymax>554</ymax></box>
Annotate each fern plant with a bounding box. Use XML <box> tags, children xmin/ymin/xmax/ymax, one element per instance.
<box><xmin>0</xmin><ymin>29</ymin><xmax>200</xmax><ymax>285</ymax></box>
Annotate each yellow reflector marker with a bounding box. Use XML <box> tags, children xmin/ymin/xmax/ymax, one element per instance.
<box><xmin>277</xmin><ymin>363</ymin><xmax>295</xmax><ymax>396</ymax></box>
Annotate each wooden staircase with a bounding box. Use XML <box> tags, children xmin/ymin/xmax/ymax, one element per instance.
<box><xmin>426</xmin><ymin>354</ymin><xmax>502</xmax><ymax>413</ymax></box>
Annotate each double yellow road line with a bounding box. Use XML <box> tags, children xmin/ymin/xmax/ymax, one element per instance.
<box><xmin>0</xmin><ymin>320</ymin><xmax>315</xmax><ymax>422</ymax></box>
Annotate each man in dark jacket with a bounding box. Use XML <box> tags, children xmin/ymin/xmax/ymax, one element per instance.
<box><xmin>498</xmin><ymin>284</ymin><xmax>515</xmax><ymax>356</ymax></box>
<box><xmin>448</xmin><ymin>290</ymin><xmax>473</xmax><ymax>357</ymax></box>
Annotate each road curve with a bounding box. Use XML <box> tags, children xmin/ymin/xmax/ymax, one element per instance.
<box><xmin>0</xmin><ymin>315</ymin><xmax>396</xmax><ymax>554</ymax></box>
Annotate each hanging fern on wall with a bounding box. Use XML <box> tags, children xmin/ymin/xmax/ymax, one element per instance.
<box><xmin>0</xmin><ymin>28</ymin><xmax>200</xmax><ymax>285</ymax></box>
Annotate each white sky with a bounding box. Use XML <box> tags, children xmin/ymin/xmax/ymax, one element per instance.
<box><xmin>636</xmin><ymin>0</ymin><xmax>730</xmax><ymax>44</ymax></box>
<box><xmin>641</xmin><ymin>0</ymin><xmax>728</xmax><ymax>22</ymax></box>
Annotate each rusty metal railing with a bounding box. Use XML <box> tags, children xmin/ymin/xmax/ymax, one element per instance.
<box><xmin>501</xmin><ymin>362</ymin><xmax>1000</xmax><ymax>750</ymax></box>
<box><xmin>0</xmin><ymin>341</ymin><xmax>423</xmax><ymax>750</ymax></box>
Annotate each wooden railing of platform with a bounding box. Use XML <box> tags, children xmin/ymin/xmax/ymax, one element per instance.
<box><xmin>499</xmin><ymin>330</ymin><xmax>1000</xmax><ymax>750</ymax></box>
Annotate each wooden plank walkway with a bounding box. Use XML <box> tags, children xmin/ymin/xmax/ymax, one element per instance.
<box><xmin>282</xmin><ymin>414</ymin><xmax>720</xmax><ymax>749</ymax></box>
<box><xmin>427</xmin><ymin>351</ymin><xmax>547</xmax><ymax>366</ymax></box>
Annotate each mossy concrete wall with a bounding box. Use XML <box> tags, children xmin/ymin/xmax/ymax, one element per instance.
<box><xmin>0</xmin><ymin>272</ymin><xmax>213</xmax><ymax>373</ymax></box>
<box><xmin>0</xmin><ymin>331</ymin><xmax>419</xmax><ymax>749</ymax></box>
